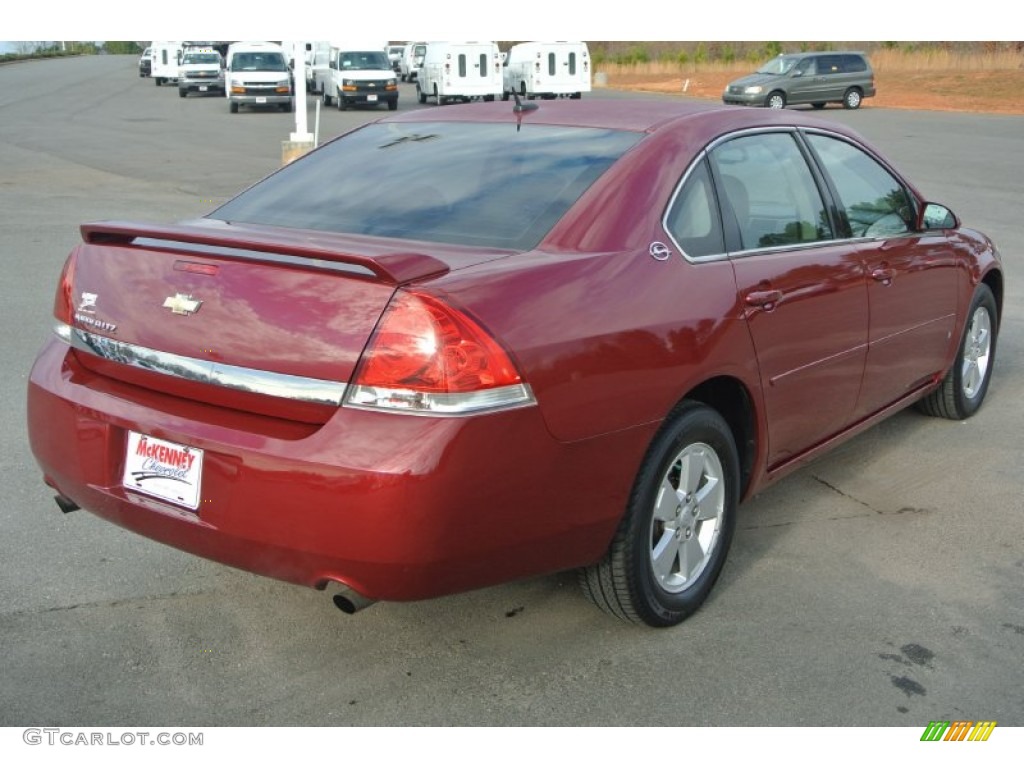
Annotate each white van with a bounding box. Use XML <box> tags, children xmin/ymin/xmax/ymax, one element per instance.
<box><xmin>417</xmin><ymin>41</ymin><xmax>503</xmax><ymax>105</ymax></box>
<box><xmin>315</xmin><ymin>42</ymin><xmax>397</xmax><ymax>111</ymax></box>
<box><xmin>151</xmin><ymin>41</ymin><xmax>183</xmax><ymax>86</ymax></box>
<box><xmin>399</xmin><ymin>42</ymin><xmax>426</xmax><ymax>82</ymax></box>
<box><xmin>503</xmin><ymin>41</ymin><xmax>591</xmax><ymax>100</ymax></box>
<box><xmin>224</xmin><ymin>41</ymin><xmax>293</xmax><ymax>113</ymax></box>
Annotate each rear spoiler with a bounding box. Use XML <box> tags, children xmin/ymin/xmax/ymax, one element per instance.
<box><xmin>80</xmin><ymin>220</ymin><xmax>450</xmax><ymax>285</ymax></box>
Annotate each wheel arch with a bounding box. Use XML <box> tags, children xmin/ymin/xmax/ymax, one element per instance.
<box><xmin>981</xmin><ymin>268</ymin><xmax>1004</xmax><ymax>326</ymax></box>
<box><xmin>677</xmin><ymin>375</ymin><xmax>757</xmax><ymax>500</ymax></box>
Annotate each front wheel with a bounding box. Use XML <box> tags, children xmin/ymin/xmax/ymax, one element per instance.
<box><xmin>322</xmin><ymin>89</ymin><xmax>332</xmax><ymax>107</ymax></box>
<box><xmin>229</xmin><ymin>100</ymin><xmax>238</xmax><ymax>114</ymax></box>
<box><xmin>843</xmin><ymin>88</ymin><xmax>863</xmax><ymax>109</ymax></box>
<box><xmin>337</xmin><ymin>94</ymin><xmax>347</xmax><ymax>111</ymax></box>
<box><xmin>917</xmin><ymin>284</ymin><xmax>998</xmax><ymax>420</ymax></box>
<box><xmin>580</xmin><ymin>402</ymin><xmax>739</xmax><ymax>627</ymax></box>
<box><xmin>387</xmin><ymin>98</ymin><xmax>398</xmax><ymax>111</ymax></box>
<box><xmin>416</xmin><ymin>84</ymin><xmax>426</xmax><ymax>104</ymax></box>
<box><xmin>765</xmin><ymin>91</ymin><xmax>786</xmax><ymax>109</ymax></box>
<box><xmin>178</xmin><ymin>88</ymin><xmax>186</xmax><ymax>98</ymax></box>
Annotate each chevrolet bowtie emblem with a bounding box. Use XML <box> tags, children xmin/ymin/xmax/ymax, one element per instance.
<box><xmin>163</xmin><ymin>293</ymin><xmax>203</xmax><ymax>316</ymax></box>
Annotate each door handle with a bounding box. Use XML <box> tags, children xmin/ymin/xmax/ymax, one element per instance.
<box><xmin>871</xmin><ymin>267</ymin><xmax>895</xmax><ymax>284</ymax></box>
<box><xmin>745</xmin><ymin>290</ymin><xmax>783</xmax><ymax>309</ymax></box>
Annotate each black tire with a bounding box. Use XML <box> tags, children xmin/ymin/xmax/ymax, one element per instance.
<box><xmin>229</xmin><ymin>100</ymin><xmax>238</xmax><ymax>114</ymax></box>
<box><xmin>338</xmin><ymin>95</ymin><xmax>347</xmax><ymax>111</ymax></box>
<box><xmin>322</xmin><ymin>89</ymin><xmax>332</xmax><ymax>107</ymax></box>
<box><xmin>501</xmin><ymin>90</ymin><xmax>510</xmax><ymax>102</ymax></box>
<box><xmin>483</xmin><ymin>94</ymin><xmax>495</xmax><ymax>102</ymax></box>
<box><xmin>178</xmin><ymin>88</ymin><xmax>187</xmax><ymax>98</ymax></box>
<box><xmin>416</xmin><ymin>84</ymin><xmax>426</xmax><ymax>104</ymax></box>
<box><xmin>570</xmin><ymin>91</ymin><xmax>582</xmax><ymax>100</ymax></box>
<box><xmin>580</xmin><ymin>402</ymin><xmax>739</xmax><ymax>627</ymax></box>
<box><xmin>917</xmin><ymin>284</ymin><xmax>998</xmax><ymax>420</ymax></box>
<box><xmin>811</xmin><ymin>102</ymin><xmax>826</xmax><ymax>109</ymax></box>
<box><xmin>388</xmin><ymin>98</ymin><xmax>398</xmax><ymax>111</ymax></box>
<box><xmin>280</xmin><ymin>100</ymin><xmax>292</xmax><ymax>112</ymax></box>
<box><xmin>155</xmin><ymin>77</ymin><xmax>162</xmax><ymax>86</ymax></box>
<box><xmin>765</xmin><ymin>91</ymin><xmax>786</xmax><ymax>109</ymax></box>
<box><xmin>843</xmin><ymin>88</ymin><xmax>863</xmax><ymax>109</ymax></box>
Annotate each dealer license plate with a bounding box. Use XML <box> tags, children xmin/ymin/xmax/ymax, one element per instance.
<box><xmin>367</xmin><ymin>94</ymin><xmax>377</xmax><ymax>102</ymax></box>
<box><xmin>123</xmin><ymin>431</ymin><xmax>203</xmax><ymax>510</ymax></box>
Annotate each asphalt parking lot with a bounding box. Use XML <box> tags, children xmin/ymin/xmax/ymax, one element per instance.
<box><xmin>1</xmin><ymin>54</ymin><xmax>1022</xmax><ymax>726</ymax></box>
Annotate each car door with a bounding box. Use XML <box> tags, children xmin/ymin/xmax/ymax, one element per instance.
<box><xmin>710</xmin><ymin>132</ymin><xmax>869</xmax><ymax>467</ymax></box>
<box><xmin>804</xmin><ymin>133</ymin><xmax>960</xmax><ymax>419</ymax></box>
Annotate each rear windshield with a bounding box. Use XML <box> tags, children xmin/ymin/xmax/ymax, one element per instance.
<box><xmin>210</xmin><ymin>121</ymin><xmax>642</xmax><ymax>250</ymax></box>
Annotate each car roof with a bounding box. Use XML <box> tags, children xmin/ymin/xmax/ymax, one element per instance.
<box><xmin>381</xmin><ymin>99</ymin><xmax>864</xmax><ymax>139</ymax></box>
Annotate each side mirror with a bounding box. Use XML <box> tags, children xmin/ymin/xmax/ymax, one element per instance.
<box><xmin>791</xmin><ymin>69</ymin><xmax>803</xmax><ymax>77</ymax></box>
<box><xmin>919</xmin><ymin>202</ymin><xmax>958</xmax><ymax>231</ymax></box>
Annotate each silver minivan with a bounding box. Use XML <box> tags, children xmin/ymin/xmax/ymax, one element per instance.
<box><xmin>723</xmin><ymin>51</ymin><xmax>875</xmax><ymax>110</ymax></box>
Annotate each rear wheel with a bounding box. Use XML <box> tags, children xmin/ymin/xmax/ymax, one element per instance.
<box><xmin>580</xmin><ymin>403</ymin><xmax>739</xmax><ymax>627</ymax></box>
<box><xmin>843</xmin><ymin>88</ymin><xmax>863</xmax><ymax>109</ymax></box>
<box><xmin>765</xmin><ymin>91</ymin><xmax>786</xmax><ymax>109</ymax></box>
<box><xmin>917</xmin><ymin>284</ymin><xmax>998</xmax><ymax>420</ymax></box>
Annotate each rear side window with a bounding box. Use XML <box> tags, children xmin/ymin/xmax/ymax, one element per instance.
<box><xmin>458</xmin><ymin>54</ymin><xmax>467</xmax><ymax>77</ymax></box>
<box><xmin>806</xmin><ymin>134</ymin><xmax>913</xmax><ymax>238</ymax></box>
<box><xmin>710</xmin><ymin>132</ymin><xmax>832</xmax><ymax>250</ymax></box>
<box><xmin>664</xmin><ymin>159</ymin><xmax>725</xmax><ymax>259</ymax></box>
<box><xmin>841</xmin><ymin>54</ymin><xmax>868</xmax><ymax>73</ymax></box>
<box><xmin>211</xmin><ymin>122</ymin><xmax>642</xmax><ymax>251</ymax></box>
<box><xmin>568</xmin><ymin>52</ymin><xmax>577</xmax><ymax>75</ymax></box>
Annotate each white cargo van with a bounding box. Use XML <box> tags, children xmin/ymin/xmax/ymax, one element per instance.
<box><xmin>399</xmin><ymin>42</ymin><xmax>427</xmax><ymax>82</ymax></box>
<box><xmin>151</xmin><ymin>41</ymin><xmax>183</xmax><ymax>86</ymax></box>
<box><xmin>503</xmin><ymin>41</ymin><xmax>591</xmax><ymax>100</ymax></box>
<box><xmin>417</xmin><ymin>42</ymin><xmax>503</xmax><ymax>105</ymax></box>
<box><xmin>224</xmin><ymin>41</ymin><xmax>293</xmax><ymax>113</ymax></box>
<box><xmin>315</xmin><ymin>42</ymin><xmax>397</xmax><ymax>111</ymax></box>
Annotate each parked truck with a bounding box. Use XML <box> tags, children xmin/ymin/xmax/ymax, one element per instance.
<box><xmin>314</xmin><ymin>42</ymin><xmax>397</xmax><ymax>111</ymax></box>
<box><xmin>502</xmin><ymin>41</ymin><xmax>591</xmax><ymax>100</ymax></box>
<box><xmin>417</xmin><ymin>41</ymin><xmax>503</xmax><ymax>105</ymax></box>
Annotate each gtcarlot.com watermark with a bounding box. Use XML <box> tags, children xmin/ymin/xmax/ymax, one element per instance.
<box><xmin>23</xmin><ymin>728</ymin><xmax>203</xmax><ymax>747</ymax></box>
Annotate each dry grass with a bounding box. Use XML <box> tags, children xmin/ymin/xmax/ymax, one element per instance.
<box><xmin>597</xmin><ymin>48</ymin><xmax>1024</xmax><ymax>115</ymax></box>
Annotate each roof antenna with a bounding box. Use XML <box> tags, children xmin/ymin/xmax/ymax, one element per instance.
<box><xmin>511</xmin><ymin>90</ymin><xmax>538</xmax><ymax>132</ymax></box>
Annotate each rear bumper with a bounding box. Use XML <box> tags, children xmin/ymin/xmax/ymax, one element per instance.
<box><xmin>28</xmin><ymin>338</ymin><xmax>644</xmax><ymax>601</ymax></box>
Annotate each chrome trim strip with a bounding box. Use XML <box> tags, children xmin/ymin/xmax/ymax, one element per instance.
<box><xmin>56</xmin><ymin>323</ymin><xmax>347</xmax><ymax>406</ymax></box>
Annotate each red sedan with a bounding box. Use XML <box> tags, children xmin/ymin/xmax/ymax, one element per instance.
<box><xmin>27</xmin><ymin>100</ymin><xmax>1003</xmax><ymax>627</ymax></box>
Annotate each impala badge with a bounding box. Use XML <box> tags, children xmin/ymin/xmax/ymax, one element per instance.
<box><xmin>79</xmin><ymin>292</ymin><xmax>98</xmax><ymax>312</ymax></box>
<box><xmin>163</xmin><ymin>293</ymin><xmax>203</xmax><ymax>316</ymax></box>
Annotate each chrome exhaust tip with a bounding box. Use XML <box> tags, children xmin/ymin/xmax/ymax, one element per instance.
<box><xmin>332</xmin><ymin>585</ymin><xmax>377</xmax><ymax>615</ymax></box>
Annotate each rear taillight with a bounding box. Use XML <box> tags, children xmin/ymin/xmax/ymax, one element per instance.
<box><xmin>346</xmin><ymin>291</ymin><xmax>534</xmax><ymax>415</ymax></box>
<box><xmin>53</xmin><ymin>249</ymin><xmax>78</xmax><ymax>325</ymax></box>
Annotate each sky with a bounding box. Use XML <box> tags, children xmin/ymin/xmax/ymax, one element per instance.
<box><xmin>2</xmin><ymin>1</ymin><xmax>1013</xmax><ymax>43</ymax></box>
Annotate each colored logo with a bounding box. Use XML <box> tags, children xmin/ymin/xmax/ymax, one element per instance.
<box><xmin>920</xmin><ymin>721</ymin><xmax>997</xmax><ymax>742</ymax></box>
